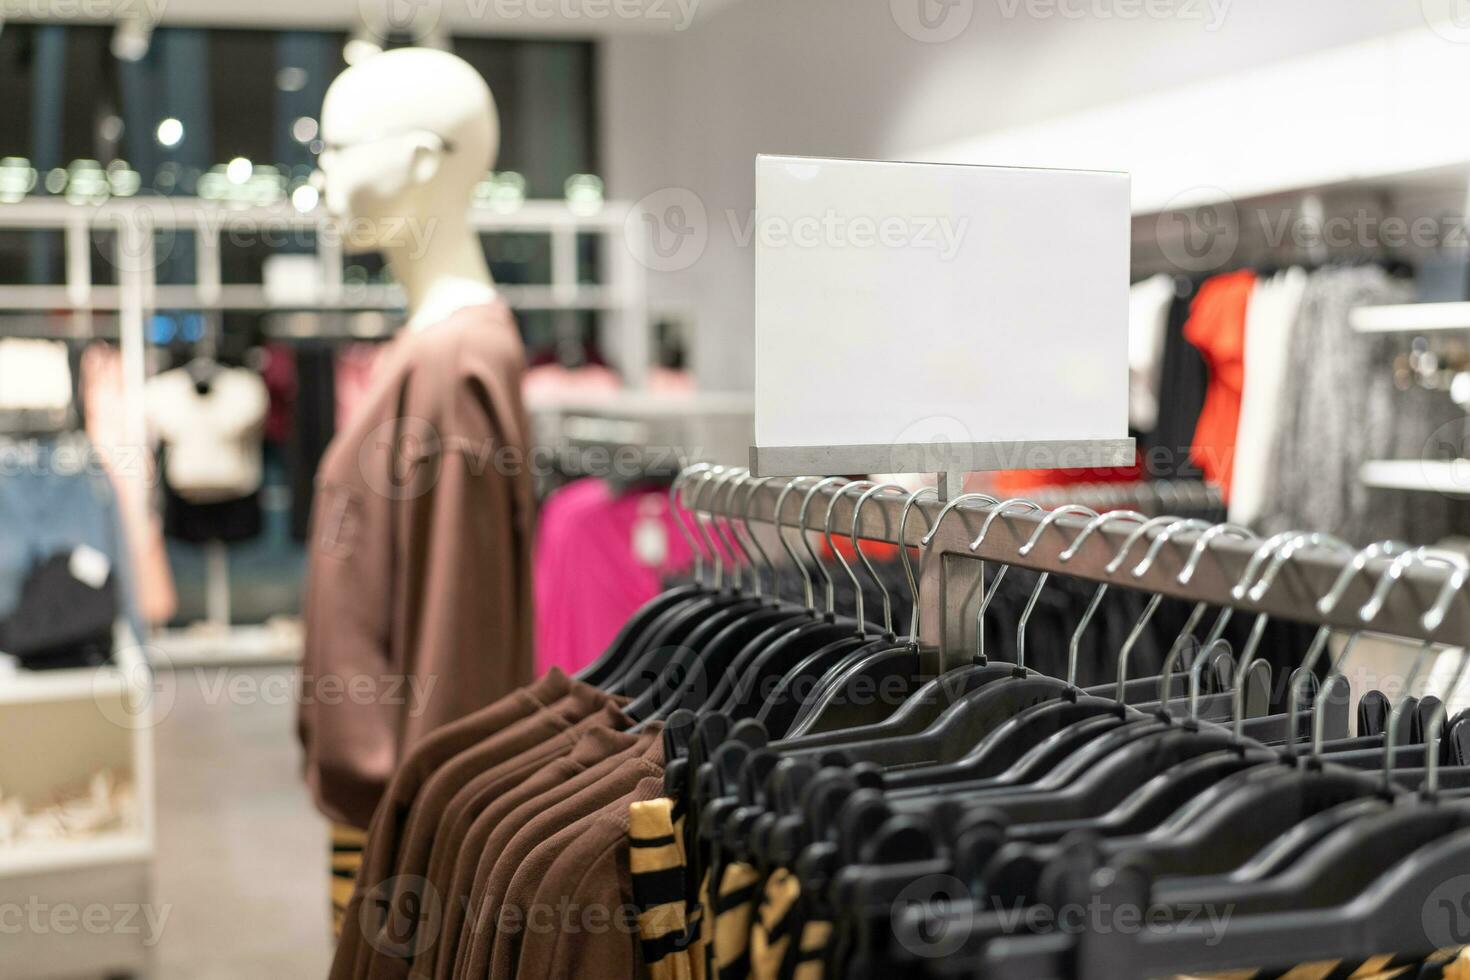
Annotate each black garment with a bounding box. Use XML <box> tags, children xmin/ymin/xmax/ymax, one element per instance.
<box><xmin>290</xmin><ymin>343</ymin><xmax>336</xmax><ymax>541</ymax></box>
<box><xmin>0</xmin><ymin>550</ymin><xmax>116</xmax><ymax>668</ymax></box>
<box><xmin>1141</xmin><ymin>275</ymin><xmax>1207</xmax><ymax>481</ymax></box>
<box><xmin>163</xmin><ymin>484</ymin><xmax>263</xmax><ymax>543</ymax></box>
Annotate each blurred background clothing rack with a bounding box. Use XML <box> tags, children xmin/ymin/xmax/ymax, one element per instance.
<box><xmin>0</xmin><ymin>193</ymin><xmax>657</xmax><ymax>667</ymax></box>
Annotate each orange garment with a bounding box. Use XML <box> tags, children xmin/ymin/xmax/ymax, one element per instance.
<box><xmin>993</xmin><ymin>460</ymin><xmax>1143</xmax><ymax>497</ymax></box>
<box><xmin>1183</xmin><ymin>270</ymin><xmax>1254</xmax><ymax>497</ymax></box>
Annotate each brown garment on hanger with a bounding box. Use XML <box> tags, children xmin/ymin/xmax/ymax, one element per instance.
<box><xmin>414</xmin><ymin>726</ymin><xmax>655</xmax><ymax>980</ymax></box>
<box><xmin>333</xmin><ymin>670</ymin><xmax>572</xmax><ymax>978</ymax></box>
<box><xmin>299</xmin><ymin>300</ymin><xmax>535</xmax><ymax>830</ymax></box>
<box><xmin>336</xmin><ymin>677</ymin><xmax>617</xmax><ymax>980</ymax></box>
<box><xmin>512</xmin><ymin>775</ymin><xmax>671</xmax><ymax>980</ymax></box>
<box><xmin>359</xmin><ymin>694</ymin><xmax>629</xmax><ymax>979</ymax></box>
<box><xmin>457</xmin><ymin>741</ymin><xmax>667</xmax><ymax>980</ymax></box>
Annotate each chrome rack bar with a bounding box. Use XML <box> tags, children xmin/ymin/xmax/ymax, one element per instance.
<box><xmin>699</xmin><ymin>478</ymin><xmax>1469</xmax><ymax>657</ymax></box>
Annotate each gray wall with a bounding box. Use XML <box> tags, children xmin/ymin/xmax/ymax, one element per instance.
<box><xmin>600</xmin><ymin>0</ymin><xmax>1430</xmax><ymax>390</ymax></box>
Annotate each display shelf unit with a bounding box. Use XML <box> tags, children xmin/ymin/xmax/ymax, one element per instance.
<box><xmin>1360</xmin><ymin>459</ymin><xmax>1470</xmax><ymax>497</ymax></box>
<box><xmin>0</xmin><ymin>634</ymin><xmax>156</xmax><ymax>978</ymax></box>
<box><xmin>1350</xmin><ymin>301</ymin><xmax>1470</xmax><ymax>334</ymax></box>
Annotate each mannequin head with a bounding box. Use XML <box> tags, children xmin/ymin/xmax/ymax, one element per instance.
<box><xmin>319</xmin><ymin>48</ymin><xmax>498</xmax><ymax>252</ymax></box>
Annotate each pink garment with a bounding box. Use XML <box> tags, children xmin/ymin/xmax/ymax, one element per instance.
<box><xmin>521</xmin><ymin>363</ymin><xmax>623</xmax><ymax>401</ymax></box>
<box><xmin>80</xmin><ymin>344</ymin><xmax>178</xmax><ymax>626</ymax></box>
<box><xmin>534</xmin><ymin>478</ymin><xmax>694</xmax><ymax>677</ymax></box>
<box><xmin>334</xmin><ymin>342</ymin><xmax>388</xmax><ymax>433</ymax></box>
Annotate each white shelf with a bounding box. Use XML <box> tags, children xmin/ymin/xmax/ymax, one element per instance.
<box><xmin>149</xmin><ymin>622</ymin><xmax>302</xmax><ymax>668</ymax></box>
<box><xmin>1350</xmin><ymin>302</ymin><xmax>1470</xmax><ymax>334</ymax></box>
<box><xmin>1360</xmin><ymin>459</ymin><xmax>1470</xmax><ymax>496</ymax></box>
<box><xmin>0</xmin><ymin>638</ymin><xmax>148</xmax><ymax>707</ymax></box>
<box><xmin>0</xmin><ymin>829</ymin><xmax>150</xmax><ymax>879</ymax></box>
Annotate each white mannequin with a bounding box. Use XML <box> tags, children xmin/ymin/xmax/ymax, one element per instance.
<box><xmin>319</xmin><ymin>48</ymin><xmax>498</xmax><ymax>332</ymax></box>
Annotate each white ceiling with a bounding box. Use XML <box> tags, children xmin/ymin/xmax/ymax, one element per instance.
<box><xmin>10</xmin><ymin>0</ymin><xmax>747</xmax><ymax>36</ymax></box>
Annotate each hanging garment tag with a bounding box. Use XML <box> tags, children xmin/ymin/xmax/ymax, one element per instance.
<box><xmin>632</xmin><ymin>514</ymin><xmax>669</xmax><ymax>568</ymax></box>
<box><xmin>69</xmin><ymin>545</ymin><xmax>112</xmax><ymax>591</ymax></box>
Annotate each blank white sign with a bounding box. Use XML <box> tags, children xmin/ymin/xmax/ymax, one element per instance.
<box><xmin>754</xmin><ymin>154</ymin><xmax>1130</xmax><ymax>470</ymax></box>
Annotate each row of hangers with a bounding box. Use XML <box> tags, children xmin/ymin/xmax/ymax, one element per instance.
<box><xmin>576</xmin><ymin>464</ymin><xmax>1470</xmax><ymax>978</ymax></box>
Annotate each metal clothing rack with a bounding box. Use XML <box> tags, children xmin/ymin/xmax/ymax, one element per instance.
<box><xmin>693</xmin><ymin>477</ymin><xmax>1469</xmax><ymax>676</ymax></box>
<box><xmin>1026</xmin><ymin>479</ymin><xmax>1222</xmax><ymax>515</ymax></box>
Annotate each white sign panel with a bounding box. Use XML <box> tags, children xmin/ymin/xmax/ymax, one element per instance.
<box><xmin>753</xmin><ymin>154</ymin><xmax>1131</xmax><ymax>476</ymax></box>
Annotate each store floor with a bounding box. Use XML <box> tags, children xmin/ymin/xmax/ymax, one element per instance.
<box><xmin>152</xmin><ymin>664</ymin><xmax>333</xmax><ymax>979</ymax></box>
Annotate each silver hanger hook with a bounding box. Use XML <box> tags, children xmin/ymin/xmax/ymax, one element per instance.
<box><xmin>1060</xmin><ymin>509</ymin><xmax>1149</xmax><ymax>562</ymax></box>
<box><xmin>690</xmin><ymin>465</ymin><xmax>727</xmax><ymax>586</ymax></box>
<box><xmin>1178</xmin><ymin>523</ymin><xmax>1259</xmax><ymax>587</ymax></box>
<box><xmin>1221</xmin><ymin>530</ymin><xmax>1297</xmax><ymax>739</ymax></box>
<box><xmin>738</xmin><ymin>476</ymin><xmax>774</xmax><ymax>597</ymax></box>
<box><xmin>824</xmin><ymin>481</ymin><xmax>873</xmax><ymax>628</ymax></box>
<box><xmin>1017</xmin><ymin>504</ymin><xmax>1099</xmax><ymax>558</ymax></box>
<box><xmin>1383</xmin><ymin>636</ymin><xmax>1438</xmax><ymax>796</ymax></box>
<box><xmin>1317</xmin><ymin>540</ymin><xmax>1408</xmax><ymax>617</ymax></box>
<box><xmin>798</xmin><ymin>477</ymin><xmax>848</xmax><ymax>615</ymax></box>
<box><xmin>1231</xmin><ymin>531</ymin><xmax>1303</xmax><ymax>601</ymax></box>
<box><xmin>919</xmin><ymin>492</ymin><xmax>1001</xmax><ymax>549</ymax></box>
<box><xmin>713</xmin><ymin>469</ymin><xmax>750</xmax><ymax>591</ymax></box>
<box><xmin>1134</xmin><ymin>520</ymin><xmax>1222</xmax><ymax>697</ymax></box>
<box><xmin>1056</xmin><ymin>510</ymin><xmax>1149</xmax><ymax>691</ymax></box>
<box><xmin>968</xmin><ymin>497</ymin><xmax>1043</xmax><ymax>552</ymax></box>
<box><xmin>773</xmin><ymin>477</ymin><xmax>823</xmax><ymax>610</ymax></box>
<box><xmin>1232</xmin><ymin>534</ymin><xmax>1356</xmax><ymax>741</ymax></box>
<box><xmin>1236</xmin><ymin>532</ymin><xmax>1355</xmax><ymax>745</ymax></box>
<box><xmin>851</xmin><ymin>482</ymin><xmax>909</xmax><ymax>636</ymax></box>
<box><xmin>1187</xmin><ymin>637</ymin><xmax>1232</xmax><ymax>723</ymax></box>
<box><xmin>969</xmin><ymin>498</ymin><xmax>1044</xmax><ymax>667</ymax></box>
<box><xmin>1303</xmin><ymin>540</ymin><xmax>1404</xmax><ymax>760</ymax></box>
<box><xmin>671</xmin><ymin>463</ymin><xmax>711</xmax><ymax>583</ymax></box>
<box><xmin>1132</xmin><ymin>518</ymin><xmax>1214</xmax><ymax>579</ymax></box>
<box><xmin>1282</xmin><ymin>539</ymin><xmax>1389</xmax><ymax>761</ymax></box>
<box><xmin>694</xmin><ymin>466</ymin><xmax>732</xmax><ymax>588</ymax></box>
<box><xmin>1176</xmin><ymin>525</ymin><xmax>1258</xmax><ymax>669</ymax></box>
<box><xmin>1106</xmin><ymin>514</ymin><xmax>1182</xmax><ymax>576</ymax></box>
<box><xmin>898</xmin><ymin>487</ymin><xmax>939</xmax><ymax>645</ymax></box>
<box><xmin>1248</xmin><ymin>531</ymin><xmax>1352</xmax><ymax>604</ymax></box>
<box><xmin>1372</xmin><ymin>549</ymin><xmax>1470</xmax><ymax>794</ymax></box>
<box><xmin>1014</xmin><ymin>505</ymin><xmax>1099</xmax><ymax>677</ymax></box>
<box><xmin>1360</xmin><ymin>545</ymin><xmax>1470</xmax><ymax>633</ymax></box>
<box><xmin>912</xmin><ymin>492</ymin><xmax>1000</xmax><ymax>660</ymax></box>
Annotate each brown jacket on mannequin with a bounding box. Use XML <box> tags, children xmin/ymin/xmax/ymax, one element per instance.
<box><xmin>298</xmin><ymin>300</ymin><xmax>535</xmax><ymax>830</ymax></box>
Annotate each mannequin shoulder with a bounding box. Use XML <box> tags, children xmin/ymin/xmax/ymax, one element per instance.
<box><xmin>407</xmin><ymin>301</ymin><xmax>527</xmax><ymax>381</ymax></box>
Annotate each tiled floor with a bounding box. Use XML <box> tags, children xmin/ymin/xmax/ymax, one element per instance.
<box><xmin>150</xmin><ymin>664</ymin><xmax>333</xmax><ymax>979</ymax></box>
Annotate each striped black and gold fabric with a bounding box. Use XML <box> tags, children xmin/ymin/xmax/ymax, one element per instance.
<box><xmin>330</xmin><ymin>822</ymin><xmax>367</xmax><ymax>938</ymax></box>
<box><xmin>750</xmin><ymin>868</ymin><xmax>800</xmax><ymax>980</ymax></box>
<box><xmin>1173</xmin><ymin>946</ymin><xmax>1469</xmax><ymax>980</ymax></box>
<box><xmin>712</xmin><ymin>862</ymin><xmax>762</xmax><ymax>980</ymax></box>
<box><xmin>630</xmin><ymin>797</ymin><xmax>695</xmax><ymax>980</ymax></box>
<box><xmin>792</xmin><ymin>920</ymin><xmax>831</xmax><ymax>980</ymax></box>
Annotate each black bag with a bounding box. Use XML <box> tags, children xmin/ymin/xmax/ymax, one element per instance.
<box><xmin>0</xmin><ymin>549</ymin><xmax>116</xmax><ymax>669</ymax></box>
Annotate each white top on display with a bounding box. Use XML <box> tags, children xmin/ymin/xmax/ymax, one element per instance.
<box><xmin>752</xmin><ymin>154</ymin><xmax>1134</xmax><ymax>477</ymax></box>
